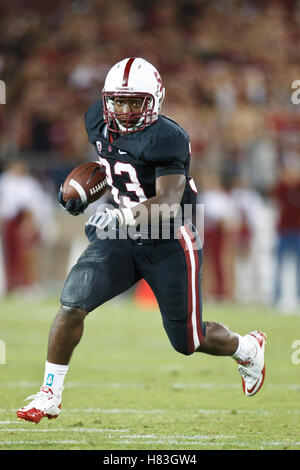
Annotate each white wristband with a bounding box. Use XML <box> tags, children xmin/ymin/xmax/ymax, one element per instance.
<box><xmin>115</xmin><ymin>207</ymin><xmax>135</xmax><ymax>227</ymax></box>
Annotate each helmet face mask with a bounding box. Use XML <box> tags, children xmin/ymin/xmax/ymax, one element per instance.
<box><xmin>102</xmin><ymin>58</ymin><xmax>165</xmax><ymax>134</ymax></box>
<box><xmin>103</xmin><ymin>92</ymin><xmax>155</xmax><ymax>133</ymax></box>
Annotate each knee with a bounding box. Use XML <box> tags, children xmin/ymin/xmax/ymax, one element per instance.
<box><xmin>164</xmin><ymin>321</ymin><xmax>196</xmax><ymax>356</ymax></box>
<box><xmin>60</xmin><ymin>262</ymin><xmax>100</xmax><ymax>313</ymax></box>
<box><xmin>171</xmin><ymin>342</ymin><xmax>194</xmax><ymax>357</ymax></box>
<box><xmin>59</xmin><ymin>305</ymin><xmax>88</xmax><ymax>323</ymax></box>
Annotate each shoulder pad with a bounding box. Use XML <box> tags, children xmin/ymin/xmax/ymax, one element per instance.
<box><xmin>84</xmin><ymin>100</ymin><xmax>105</xmax><ymax>143</ymax></box>
<box><xmin>143</xmin><ymin>115</ymin><xmax>190</xmax><ymax>163</ymax></box>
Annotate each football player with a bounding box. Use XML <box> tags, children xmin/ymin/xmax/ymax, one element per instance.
<box><xmin>17</xmin><ymin>58</ymin><xmax>267</xmax><ymax>423</ymax></box>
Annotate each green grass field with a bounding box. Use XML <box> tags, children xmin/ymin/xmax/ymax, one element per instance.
<box><xmin>0</xmin><ymin>295</ymin><xmax>300</xmax><ymax>450</ymax></box>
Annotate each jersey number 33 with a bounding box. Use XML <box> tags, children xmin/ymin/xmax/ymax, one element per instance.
<box><xmin>99</xmin><ymin>156</ymin><xmax>147</xmax><ymax>208</ymax></box>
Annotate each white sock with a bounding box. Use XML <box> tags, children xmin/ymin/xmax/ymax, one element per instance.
<box><xmin>42</xmin><ymin>361</ymin><xmax>68</xmax><ymax>396</ymax></box>
<box><xmin>232</xmin><ymin>334</ymin><xmax>257</xmax><ymax>362</ymax></box>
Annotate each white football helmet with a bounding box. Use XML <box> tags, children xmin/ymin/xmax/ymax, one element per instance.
<box><xmin>102</xmin><ymin>57</ymin><xmax>165</xmax><ymax>133</ymax></box>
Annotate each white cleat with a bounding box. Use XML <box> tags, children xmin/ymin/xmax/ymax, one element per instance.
<box><xmin>236</xmin><ymin>330</ymin><xmax>267</xmax><ymax>397</ymax></box>
<box><xmin>17</xmin><ymin>386</ymin><xmax>61</xmax><ymax>423</ymax></box>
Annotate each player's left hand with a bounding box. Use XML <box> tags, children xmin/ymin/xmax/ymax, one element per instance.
<box><xmin>85</xmin><ymin>209</ymin><xmax>120</xmax><ymax>241</ymax></box>
<box><xmin>58</xmin><ymin>186</ymin><xmax>88</xmax><ymax>216</ymax></box>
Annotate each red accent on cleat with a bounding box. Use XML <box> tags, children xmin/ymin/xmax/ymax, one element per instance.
<box><xmin>17</xmin><ymin>408</ymin><xmax>46</xmax><ymax>424</ymax></box>
<box><xmin>237</xmin><ymin>330</ymin><xmax>267</xmax><ymax>397</ymax></box>
<box><xmin>16</xmin><ymin>387</ymin><xmax>61</xmax><ymax>424</ymax></box>
<box><xmin>249</xmin><ymin>330</ymin><xmax>266</xmax><ymax>348</ymax></box>
<box><xmin>243</xmin><ymin>365</ymin><xmax>266</xmax><ymax>396</ymax></box>
<box><xmin>16</xmin><ymin>405</ymin><xmax>61</xmax><ymax>423</ymax></box>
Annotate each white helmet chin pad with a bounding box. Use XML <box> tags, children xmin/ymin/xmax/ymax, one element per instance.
<box><xmin>102</xmin><ymin>58</ymin><xmax>165</xmax><ymax>133</ymax></box>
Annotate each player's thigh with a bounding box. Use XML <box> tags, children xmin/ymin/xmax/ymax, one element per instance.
<box><xmin>60</xmin><ymin>238</ymin><xmax>140</xmax><ymax>312</ymax></box>
<box><xmin>142</xmin><ymin>229</ymin><xmax>205</xmax><ymax>355</ymax></box>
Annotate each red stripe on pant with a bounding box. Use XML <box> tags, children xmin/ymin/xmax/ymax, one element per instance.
<box><xmin>178</xmin><ymin>226</ymin><xmax>204</xmax><ymax>353</ymax></box>
<box><xmin>185</xmin><ymin>225</ymin><xmax>205</xmax><ymax>344</ymax></box>
<box><xmin>178</xmin><ymin>231</ymin><xmax>194</xmax><ymax>354</ymax></box>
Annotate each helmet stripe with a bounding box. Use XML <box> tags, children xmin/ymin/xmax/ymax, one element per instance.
<box><xmin>122</xmin><ymin>57</ymin><xmax>135</xmax><ymax>86</ymax></box>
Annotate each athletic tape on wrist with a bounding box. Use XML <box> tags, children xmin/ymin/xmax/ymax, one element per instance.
<box><xmin>116</xmin><ymin>207</ymin><xmax>135</xmax><ymax>226</ymax></box>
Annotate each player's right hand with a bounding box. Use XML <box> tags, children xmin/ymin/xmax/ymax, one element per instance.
<box><xmin>58</xmin><ymin>186</ymin><xmax>88</xmax><ymax>216</ymax></box>
<box><xmin>85</xmin><ymin>209</ymin><xmax>120</xmax><ymax>242</ymax></box>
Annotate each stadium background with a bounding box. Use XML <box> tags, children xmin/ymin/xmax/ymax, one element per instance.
<box><xmin>1</xmin><ymin>0</ymin><xmax>299</xmax><ymax>310</ymax></box>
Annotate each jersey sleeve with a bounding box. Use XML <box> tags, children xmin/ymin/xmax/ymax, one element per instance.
<box><xmin>155</xmin><ymin>160</ymin><xmax>186</xmax><ymax>178</ymax></box>
<box><xmin>143</xmin><ymin>129</ymin><xmax>189</xmax><ymax>178</ymax></box>
<box><xmin>84</xmin><ymin>100</ymin><xmax>104</xmax><ymax>143</ymax></box>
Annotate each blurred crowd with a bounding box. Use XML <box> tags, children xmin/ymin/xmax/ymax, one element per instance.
<box><xmin>0</xmin><ymin>0</ymin><xmax>299</xmax><ymax>310</ymax></box>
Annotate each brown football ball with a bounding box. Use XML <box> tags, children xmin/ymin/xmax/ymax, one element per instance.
<box><xmin>62</xmin><ymin>161</ymin><xmax>107</xmax><ymax>205</ymax></box>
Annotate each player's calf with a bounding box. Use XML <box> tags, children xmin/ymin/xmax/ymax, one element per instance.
<box><xmin>47</xmin><ymin>305</ymin><xmax>87</xmax><ymax>365</ymax></box>
<box><xmin>196</xmin><ymin>321</ymin><xmax>239</xmax><ymax>356</ymax></box>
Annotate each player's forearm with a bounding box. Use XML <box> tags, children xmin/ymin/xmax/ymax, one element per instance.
<box><xmin>115</xmin><ymin>174</ymin><xmax>186</xmax><ymax>227</ymax></box>
<box><xmin>137</xmin><ymin>173</ymin><xmax>186</xmax><ymax>223</ymax></box>
<box><xmin>117</xmin><ymin>191</ymin><xmax>184</xmax><ymax>228</ymax></box>
<box><xmin>132</xmin><ymin>193</ymin><xmax>182</xmax><ymax>224</ymax></box>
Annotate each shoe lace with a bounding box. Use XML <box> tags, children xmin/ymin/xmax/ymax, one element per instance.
<box><xmin>24</xmin><ymin>387</ymin><xmax>55</xmax><ymax>404</ymax></box>
<box><xmin>238</xmin><ymin>364</ymin><xmax>254</xmax><ymax>380</ymax></box>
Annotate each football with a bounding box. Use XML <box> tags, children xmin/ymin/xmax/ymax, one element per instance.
<box><xmin>62</xmin><ymin>161</ymin><xmax>107</xmax><ymax>205</ymax></box>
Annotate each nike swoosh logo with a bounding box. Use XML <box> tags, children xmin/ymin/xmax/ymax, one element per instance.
<box><xmin>245</xmin><ymin>378</ymin><xmax>260</xmax><ymax>395</ymax></box>
<box><xmin>244</xmin><ymin>366</ymin><xmax>266</xmax><ymax>395</ymax></box>
<box><xmin>118</xmin><ymin>150</ymin><xmax>127</xmax><ymax>155</ymax></box>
